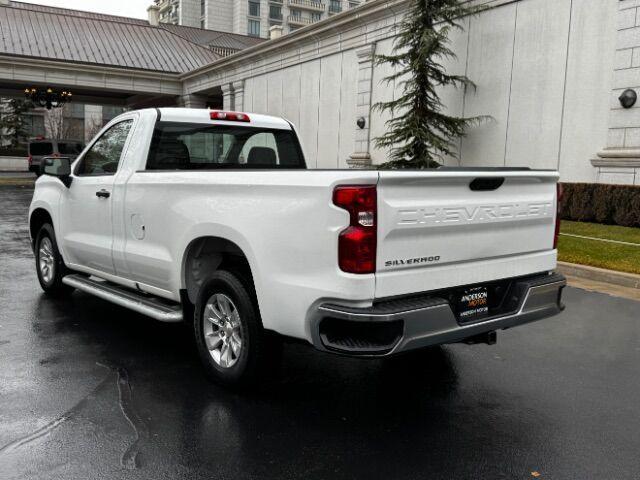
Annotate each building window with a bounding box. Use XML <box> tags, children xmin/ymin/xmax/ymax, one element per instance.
<box><xmin>69</xmin><ymin>118</ymin><xmax>85</xmax><ymax>141</ymax></box>
<box><xmin>102</xmin><ymin>106</ymin><xmax>125</xmax><ymax>124</ymax></box>
<box><xmin>311</xmin><ymin>12</ymin><xmax>321</xmax><ymax>22</ymax></box>
<box><xmin>248</xmin><ymin>19</ymin><xmax>261</xmax><ymax>36</ymax></box>
<box><xmin>248</xmin><ymin>1</ymin><xmax>260</xmax><ymax>17</ymax></box>
<box><xmin>201</xmin><ymin>0</ymin><xmax>205</xmax><ymax>16</ymax></box>
<box><xmin>22</xmin><ymin>114</ymin><xmax>45</xmax><ymax>139</ymax></box>
<box><xmin>68</xmin><ymin>103</ymin><xmax>84</xmax><ymax>118</ymax></box>
<box><xmin>290</xmin><ymin>8</ymin><xmax>301</xmax><ymax>20</ymax></box>
<box><xmin>201</xmin><ymin>19</ymin><xmax>205</xmax><ymax>28</ymax></box>
<box><xmin>329</xmin><ymin>0</ymin><xmax>341</xmax><ymax>13</ymax></box>
<box><xmin>269</xmin><ymin>4</ymin><xmax>282</xmax><ymax>20</ymax></box>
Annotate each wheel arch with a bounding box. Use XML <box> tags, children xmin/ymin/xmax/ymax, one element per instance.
<box><xmin>29</xmin><ymin>208</ymin><xmax>54</xmax><ymax>246</ymax></box>
<box><xmin>180</xmin><ymin>235</ymin><xmax>257</xmax><ymax>306</ymax></box>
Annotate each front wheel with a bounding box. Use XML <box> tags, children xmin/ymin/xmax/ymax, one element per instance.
<box><xmin>194</xmin><ymin>270</ymin><xmax>277</xmax><ymax>388</ymax></box>
<box><xmin>35</xmin><ymin>223</ymin><xmax>73</xmax><ymax>296</ymax></box>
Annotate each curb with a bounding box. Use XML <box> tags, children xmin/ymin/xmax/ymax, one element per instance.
<box><xmin>557</xmin><ymin>262</ymin><xmax>640</xmax><ymax>290</ymax></box>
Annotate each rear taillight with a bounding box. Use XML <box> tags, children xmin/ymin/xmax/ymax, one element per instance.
<box><xmin>554</xmin><ymin>183</ymin><xmax>563</xmax><ymax>249</ymax></box>
<box><xmin>28</xmin><ymin>155</ymin><xmax>32</xmax><ymax>166</ymax></box>
<box><xmin>333</xmin><ymin>185</ymin><xmax>377</xmax><ymax>274</ymax></box>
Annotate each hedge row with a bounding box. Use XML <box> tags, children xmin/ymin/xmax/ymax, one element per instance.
<box><xmin>560</xmin><ymin>183</ymin><xmax>640</xmax><ymax>228</ymax></box>
<box><xmin>0</xmin><ymin>147</ymin><xmax>28</xmax><ymax>157</ymax></box>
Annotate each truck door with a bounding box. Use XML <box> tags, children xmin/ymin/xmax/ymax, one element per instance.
<box><xmin>59</xmin><ymin>119</ymin><xmax>134</xmax><ymax>275</ymax></box>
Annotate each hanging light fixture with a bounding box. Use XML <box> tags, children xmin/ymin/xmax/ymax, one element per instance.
<box><xmin>24</xmin><ymin>87</ymin><xmax>72</xmax><ymax>110</ymax></box>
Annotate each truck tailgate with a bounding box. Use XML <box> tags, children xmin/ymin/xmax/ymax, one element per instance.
<box><xmin>375</xmin><ymin>170</ymin><xmax>559</xmax><ymax>299</ymax></box>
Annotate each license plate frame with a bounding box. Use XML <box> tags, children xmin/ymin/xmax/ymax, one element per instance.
<box><xmin>456</xmin><ymin>286</ymin><xmax>489</xmax><ymax>323</ymax></box>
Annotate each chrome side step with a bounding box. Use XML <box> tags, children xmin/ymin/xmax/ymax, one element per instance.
<box><xmin>62</xmin><ymin>274</ymin><xmax>183</xmax><ymax>323</ymax></box>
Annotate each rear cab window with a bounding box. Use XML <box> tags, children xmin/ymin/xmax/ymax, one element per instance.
<box><xmin>145</xmin><ymin>123</ymin><xmax>305</xmax><ymax>170</ymax></box>
<box><xmin>29</xmin><ymin>142</ymin><xmax>53</xmax><ymax>156</ymax></box>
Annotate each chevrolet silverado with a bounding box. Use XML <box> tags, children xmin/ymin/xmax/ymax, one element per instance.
<box><xmin>28</xmin><ymin>108</ymin><xmax>566</xmax><ymax>387</ymax></box>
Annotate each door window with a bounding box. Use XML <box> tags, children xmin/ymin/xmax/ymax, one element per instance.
<box><xmin>75</xmin><ymin>120</ymin><xmax>133</xmax><ymax>176</ymax></box>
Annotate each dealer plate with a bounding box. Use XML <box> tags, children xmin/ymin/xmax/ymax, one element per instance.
<box><xmin>456</xmin><ymin>286</ymin><xmax>489</xmax><ymax>322</ymax></box>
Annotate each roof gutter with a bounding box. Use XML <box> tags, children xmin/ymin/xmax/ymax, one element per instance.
<box><xmin>0</xmin><ymin>53</ymin><xmax>185</xmax><ymax>78</ymax></box>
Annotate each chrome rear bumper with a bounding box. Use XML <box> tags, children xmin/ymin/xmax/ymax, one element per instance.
<box><xmin>311</xmin><ymin>272</ymin><xmax>566</xmax><ymax>356</ymax></box>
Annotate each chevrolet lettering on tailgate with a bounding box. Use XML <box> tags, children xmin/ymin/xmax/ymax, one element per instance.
<box><xmin>397</xmin><ymin>202</ymin><xmax>554</xmax><ymax>227</ymax></box>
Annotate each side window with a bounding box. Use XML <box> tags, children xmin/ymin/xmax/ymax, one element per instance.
<box><xmin>75</xmin><ymin>120</ymin><xmax>133</xmax><ymax>176</ymax></box>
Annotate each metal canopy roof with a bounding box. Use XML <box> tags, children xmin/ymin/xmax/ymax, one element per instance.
<box><xmin>160</xmin><ymin>24</ymin><xmax>265</xmax><ymax>53</ymax></box>
<box><xmin>7</xmin><ymin>0</ymin><xmax>149</xmax><ymax>25</ymax></box>
<box><xmin>0</xmin><ymin>1</ymin><xmax>265</xmax><ymax>74</ymax></box>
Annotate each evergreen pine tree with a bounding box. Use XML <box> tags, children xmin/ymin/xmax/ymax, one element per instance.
<box><xmin>373</xmin><ymin>0</ymin><xmax>486</xmax><ymax>169</ymax></box>
<box><xmin>0</xmin><ymin>98</ymin><xmax>32</xmax><ymax>149</ymax></box>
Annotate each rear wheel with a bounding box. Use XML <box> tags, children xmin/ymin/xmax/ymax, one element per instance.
<box><xmin>193</xmin><ymin>270</ymin><xmax>278</xmax><ymax>388</ymax></box>
<box><xmin>35</xmin><ymin>223</ymin><xmax>73</xmax><ymax>296</ymax></box>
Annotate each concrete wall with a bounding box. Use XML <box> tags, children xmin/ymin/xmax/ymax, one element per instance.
<box><xmin>179</xmin><ymin>0</ymin><xmax>200</xmax><ymax>27</ymax></box>
<box><xmin>591</xmin><ymin>0</ymin><xmax>640</xmax><ymax>186</ymax></box>
<box><xmin>207</xmin><ymin>0</ymin><xmax>234</xmax><ymax>32</ymax></box>
<box><xmin>234</xmin><ymin>1</ymin><xmax>249</xmax><ymax>37</ymax></box>
<box><xmin>243</xmin><ymin>50</ymin><xmax>359</xmax><ymax>168</ymax></box>
<box><xmin>187</xmin><ymin>0</ymin><xmax>618</xmax><ymax>181</ymax></box>
<box><xmin>451</xmin><ymin>0</ymin><xmax>616</xmax><ymax>183</ymax></box>
<box><xmin>202</xmin><ymin>0</ymin><xmax>362</xmax><ymax>38</ymax></box>
<box><xmin>0</xmin><ymin>156</ymin><xmax>28</xmax><ymax>172</ymax></box>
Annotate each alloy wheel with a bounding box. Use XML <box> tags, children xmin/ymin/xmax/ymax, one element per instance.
<box><xmin>38</xmin><ymin>237</ymin><xmax>55</xmax><ymax>284</ymax></box>
<box><xmin>203</xmin><ymin>293</ymin><xmax>243</xmax><ymax>368</ymax></box>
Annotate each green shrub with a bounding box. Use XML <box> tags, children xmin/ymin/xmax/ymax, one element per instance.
<box><xmin>560</xmin><ymin>183</ymin><xmax>640</xmax><ymax>228</ymax></box>
<box><xmin>0</xmin><ymin>147</ymin><xmax>28</xmax><ymax>157</ymax></box>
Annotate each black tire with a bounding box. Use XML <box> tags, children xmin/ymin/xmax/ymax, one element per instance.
<box><xmin>193</xmin><ymin>270</ymin><xmax>278</xmax><ymax>388</ymax></box>
<box><xmin>35</xmin><ymin>223</ymin><xmax>74</xmax><ymax>296</ymax></box>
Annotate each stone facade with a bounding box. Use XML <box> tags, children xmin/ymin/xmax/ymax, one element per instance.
<box><xmin>207</xmin><ymin>0</ymin><xmax>235</xmax><ymax>33</ymax></box>
<box><xmin>179</xmin><ymin>0</ymin><xmax>201</xmax><ymax>27</ymax></box>
<box><xmin>0</xmin><ymin>0</ymin><xmax>628</xmax><ymax>183</ymax></box>
<box><xmin>158</xmin><ymin>0</ymin><xmax>362</xmax><ymax>38</ymax></box>
<box><xmin>346</xmin><ymin>45</ymin><xmax>376</xmax><ymax>168</ymax></box>
<box><xmin>592</xmin><ymin>0</ymin><xmax>640</xmax><ymax>185</ymax></box>
<box><xmin>183</xmin><ymin>0</ymin><xmax>619</xmax><ymax>180</ymax></box>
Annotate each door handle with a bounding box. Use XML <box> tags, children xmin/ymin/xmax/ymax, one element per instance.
<box><xmin>96</xmin><ymin>189</ymin><xmax>111</xmax><ymax>199</ymax></box>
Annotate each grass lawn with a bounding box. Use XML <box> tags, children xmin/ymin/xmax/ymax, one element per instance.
<box><xmin>0</xmin><ymin>177</ymin><xmax>35</xmax><ymax>186</ymax></box>
<box><xmin>558</xmin><ymin>221</ymin><xmax>640</xmax><ymax>275</ymax></box>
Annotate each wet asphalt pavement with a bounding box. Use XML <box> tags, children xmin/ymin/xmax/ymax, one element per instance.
<box><xmin>1</xmin><ymin>185</ymin><xmax>640</xmax><ymax>480</ymax></box>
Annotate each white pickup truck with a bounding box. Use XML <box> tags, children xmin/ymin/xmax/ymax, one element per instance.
<box><xmin>29</xmin><ymin>108</ymin><xmax>566</xmax><ymax>387</ymax></box>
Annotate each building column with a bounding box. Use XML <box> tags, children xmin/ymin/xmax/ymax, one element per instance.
<box><xmin>347</xmin><ymin>44</ymin><xmax>376</xmax><ymax>169</ymax></box>
<box><xmin>178</xmin><ymin>93</ymin><xmax>208</xmax><ymax>109</ymax></box>
<box><xmin>232</xmin><ymin>80</ymin><xmax>245</xmax><ymax>112</ymax></box>
<box><xmin>84</xmin><ymin>105</ymin><xmax>103</xmax><ymax>143</ymax></box>
<box><xmin>221</xmin><ymin>83</ymin><xmax>234</xmax><ymax>111</ymax></box>
<box><xmin>592</xmin><ymin>1</ymin><xmax>640</xmax><ymax>184</ymax></box>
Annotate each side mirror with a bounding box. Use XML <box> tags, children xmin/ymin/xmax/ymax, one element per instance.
<box><xmin>41</xmin><ymin>157</ymin><xmax>72</xmax><ymax>187</ymax></box>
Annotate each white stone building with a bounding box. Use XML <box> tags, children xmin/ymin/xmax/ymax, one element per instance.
<box><xmin>1</xmin><ymin>0</ymin><xmax>640</xmax><ymax>185</ymax></box>
<box><xmin>182</xmin><ymin>0</ymin><xmax>626</xmax><ymax>184</ymax></box>
<box><xmin>154</xmin><ymin>0</ymin><xmax>363</xmax><ymax>38</ymax></box>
